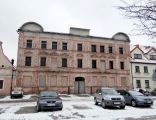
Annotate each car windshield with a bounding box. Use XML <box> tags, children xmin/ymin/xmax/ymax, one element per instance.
<box><xmin>102</xmin><ymin>89</ymin><xmax>118</xmax><ymax>95</ymax></box>
<box><xmin>40</xmin><ymin>91</ymin><xmax>58</xmax><ymax>97</ymax></box>
<box><xmin>129</xmin><ymin>91</ymin><xmax>143</xmax><ymax>96</ymax></box>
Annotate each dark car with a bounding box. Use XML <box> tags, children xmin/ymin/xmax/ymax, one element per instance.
<box><xmin>117</xmin><ymin>90</ymin><xmax>153</xmax><ymax>107</ymax></box>
<box><xmin>36</xmin><ymin>91</ymin><xmax>63</xmax><ymax>112</ymax></box>
<box><xmin>11</xmin><ymin>87</ymin><xmax>23</xmax><ymax>99</ymax></box>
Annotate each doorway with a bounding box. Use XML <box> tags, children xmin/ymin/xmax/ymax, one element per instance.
<box><xmin>74</xmin><ymin>77</ymin><xmax>85</xmax><ymax>94</ymax></box>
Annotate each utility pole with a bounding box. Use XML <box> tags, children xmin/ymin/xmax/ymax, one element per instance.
<box><xmin>10</xmin><ymin>59</ymin><xmax>14</xmax><ymax>95</ymax></box>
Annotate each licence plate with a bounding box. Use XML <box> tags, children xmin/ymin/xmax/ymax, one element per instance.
<box><xmin>147</xmin><ymin>101</ymin><xmax>151</xmax><ymax>103</ymax></box>
<box><xmin>47</xmin><ymin>103</ymin><xmax>55</xmax><ymax>106</ymax></box>
<box><xmin>114</xmin><ymin>102</ymin><xmax>120</xmax><ymax>104</ymax></box>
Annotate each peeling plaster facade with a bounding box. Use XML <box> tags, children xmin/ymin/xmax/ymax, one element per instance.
<box><xmin>16</xmin><ymin>22</ymin><xmax>131</xmax><ymax>94</ymax></box>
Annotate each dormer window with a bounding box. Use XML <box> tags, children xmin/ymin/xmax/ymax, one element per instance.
<box><xmin>134</xmin><ymin>54</ymin><xmax>142</xmax><ymax>59</ymax></box>
<box><xmin>150</xmin><ymin>55</ymin><xmax>156</xmax><ymax>60</ymax></box>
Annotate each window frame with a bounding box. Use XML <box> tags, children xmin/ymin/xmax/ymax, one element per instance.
<box><xmin>40</xmin><ymin>57</ymin><xmax>46</xmax><ymax>66</ymax></box>
<box><xmin>91</xmin><ymin>45</ymin><xmax>96</xmax><ymax>52</ymax></box>
<box><xmin>100</xmin><ymin>46</ymin><xmax>105</xmax><ymax>53</ymax></box>
<box><xmin>52</xmin><ymin>42</ymin><xmax>57</xmax><ymax>50</ymax></box>
<box><xmin>135</xmin><ymin>66</ymin><xmax>140</xmax><ymax>73</ymax></box>
<box><xmin>77</xmin><ymin>59</ymin><xmax>83</xmax><ymax>68</ymax></box>
<box><xmin>109</xmin><ymin>61</ymin><xmax>114</xmax><ymax>69</ymax></box>
<box><xmin>120</xmin><ymin>61</ymin><xmax>124</xmax><ymax>70</ymax></box>
<box><xmin>62</xmin><ymin>58</ymin><xmax>67</xmax><ymax>67</ymax></box>
<box><xmin>62</xmin><ymin>42</ymin><xmax>67</xmax><ymax>50</ymax></box>
<box><xmin>41</xmin><ymin>41</ymin><xmax>47</xmax><ymax>49</ymax></box>
<box><xmin>77</xmin><ymin>43</ymin><xmax>82</xmax><ymax>51</ymax></box>
<box><xmin>25</xmin><ymin>56</ymin><xmax>32</xmax><ymax>66</ymax></box>
<box><xmin>92</xmin><ymin>60</ymin><xmax>97</xmax><ymax>68</ymax></box>
<box><xmin>26</xmin><ymin>40</ymin><xmax>32</xmax><ymax>48</ymax></box>
<box><xmin>136</xmin><ymin>80</ymin><xmax>141</xmax><ymax>88</ymax></box>
<box><xmin>119</xmin><ymin>47</ymin><xmax>123</xmax><ymax>54</ymax></box>
<box><xmin>108</xmin><ymin>46</ymin><xmax>113</xmax><ymax>53</ymax></box>
<box><xmin>0</xmin><ymin>80</ymin><xmax>4</xmax><ymax>89</ymax></box>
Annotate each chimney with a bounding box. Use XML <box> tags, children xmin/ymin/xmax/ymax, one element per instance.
<box><xmin>69</xmin><ymin>27</ymin><xmax>90</xmax><ymax>36</ymax></box>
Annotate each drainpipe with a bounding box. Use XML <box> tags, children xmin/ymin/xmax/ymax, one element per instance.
<box><xmin>131</xmin><ymin>62</ymin><xmax>134</xmax><ymax>89</ymax></box>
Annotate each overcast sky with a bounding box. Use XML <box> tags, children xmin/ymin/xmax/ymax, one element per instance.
<box><xmin>0</xmin><ymin>0</ymin><xmax>155</xmax><ymax>64</ymax></box>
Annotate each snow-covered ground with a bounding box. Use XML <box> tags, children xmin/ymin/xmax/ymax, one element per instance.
<box><xmin>0</xmin><ymin>95</ymin><xmax>156</xmax><ymax>120</ymax></box>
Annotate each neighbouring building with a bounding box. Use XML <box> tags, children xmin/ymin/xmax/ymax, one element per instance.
<box><xmin>16</xmin><ymin>22</ymin><xmax>131</xmax><ymax>94</ymax></box>
<box><xmin>0</xmin><ymin>41</ymin><xmax>15</xmax><ymax>95</ymax></box>
<box><xmin>130</xmin><ymin>44</ymin><xmax>156</xmax><ymax>91</ymax></box>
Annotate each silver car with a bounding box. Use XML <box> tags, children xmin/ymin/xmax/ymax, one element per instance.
<box><xmin>36</xmin><ymin>91</ymin><xmax>63</xmax><ymax>112</ymax></box>
<box><xmin>94</xmin><ymin>87</ymin><xmax>125</xmax><ymax>109</ymax></box>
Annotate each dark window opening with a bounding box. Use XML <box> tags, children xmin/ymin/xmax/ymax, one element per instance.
<box><xmin>41</xmin><ymin>41</ymin><xmax>47</xmax><ymax>49</ymax></box>
<box><xmin>144</xmin><ymin>66</ymin><xmax>148</xmax><ymax>73</ymax></box>
<box><xmin>109</xmin><ymin>46</ymin><xmax>113</xmax><ymax>53</ymax></box>
<box><xmin>109</xmin><ymin>61</ymin><xmax>114</xmax><ymax>69</ymax></box>
<box><xmin>26</xmin><ymin>40</ymin><xmax>32</xmax><ymax>48</ymax></box>
<box><xmin>52</xmin><ymin>42</ymin><xmax>57</xmax><ymax>50</ymax></box>
<box><xmin>119</xmin><ymin>47</ymin><xmax>123</xmax><ymax>54</ymax></box>
<box><xmin>0</xmin><ymin>80</ymin><xmax>3</xmax><ymax>89</ymax></box>
<box><xmin>25</xmin><ymin>57</ymin><xmax>31</xmax><ymax>66</ymax></box>
<box><xmin>135</xmin><ymin>66</ymin><xmax>140</xmax><ymax>73</ymax></box>
<box><xmin>136</xmin><ymin>80</ymin><xmax>141</xmax><ymax>88</ymax></box>
<box><xmin>120</xmin><ymin>62</ymin><xmax>124</xmax><ymax>70</ymax></box>
<box><xmin>62</xmin><ymin>58</ymin><xmax>67</xmax><ymax>67</ymax></box>
<box><xmin>62</xmin><ymin>42</ymin><xmax>67</xmax><ymax>50</ymax></box>
<box><xmin>77</xmin><ymin>59</ymin><xmax>82</xmax><ymax>68</ymax></box>
<box><xmin>145</xmin><ymin>80</ymin><xmax>149</xmax><ymax>88</ymax></box>
<box><xmin>92</xmin><ymin>60</ymin><xmax>96</xmax><ymax>68</ymax></box>
<box><xmin>91</xmin><ymin>45</ymin><xmax>96</xmax><ymax>52</ymax></box>
<box><xmin>40</xmin><ymin>57</ymin><xmax>46</xmax><ymax>66</ymax></box>
<box><xmin>100</xmin><ymin>46</ymin><xmax>105</xmax><ymax>53</ymax></box>
<box><xmin>134</xmin><ymin>54</ymin><xmax>142</xmax><ymax>59</ymax></box>
<box><xmin>77</xmin><ymin>44</ymin><xmax>82</xmax><ymax>51</ymax></box>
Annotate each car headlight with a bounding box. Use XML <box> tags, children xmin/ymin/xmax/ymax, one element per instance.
<box><xmin>56</xmin><ymin>100</ymin><xmax>62</xmax><ymax>103</ymax></box>
<box><xmin>39</xmin><ymin>100</ymin><xmax>47</xmax><ymax>104</ymax></box>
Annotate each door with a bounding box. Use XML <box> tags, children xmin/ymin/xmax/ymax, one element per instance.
<box><xmin>75</xmin><ymin>77</ymin><xmax>85</xmax><ymax>94</ymax></box>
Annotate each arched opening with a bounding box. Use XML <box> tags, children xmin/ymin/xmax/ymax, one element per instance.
<box><xmin>74</xmin><ymin>77</ymin><xmax>85</xmax><ymax>94</ymax></box>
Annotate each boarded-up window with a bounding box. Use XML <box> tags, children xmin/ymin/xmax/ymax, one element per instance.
<box><xmin>51</xmin><ymin>58</ymin><xmax>57</xmax><ymax>69</ymax></box>
<box><xmin>109</xmin><ymin>77</ymin><xmax>115</xmax><ymax>87</ymax></box>
<box><xmin>92</xmin><ymin>76</ymin><xmax>97</xmax><ymax>86</ymax></box>
<box><xmin>100</xmin><ymin>60</ymin><xmax>105</xmax><ymax>73</ymax></box>
<box><xmin>39</xmin><ymin>75</ymin><xmax>46</xmax><ymax>87</ymax></box>
<box><xmin>101</xmin><ymin>76</ymin><xmax>107</xmax><ymax>87</ymax></box>
<box><xmin>61</xmin><ymin>76</ymin><xmax>68</xmax><ymax>86</ymax></box>
<box><xmin>23</xmin><ymin>76</ymin><xmax>32</xmax><ymax>87</ymax></box>
<box><xmin>121</xmin><ymin>77</ymin><xmax>127</xmax><ymax>87</ymax></box>
<box><xmin>49</xmin><ymin>76</ymin><xmax>57</xmax><ymax>86</ymax></box>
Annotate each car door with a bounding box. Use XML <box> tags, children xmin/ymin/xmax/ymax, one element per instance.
<box><xmin>124</xmin><ymin>93</ymin><xmax>132</xmax><ymax>104</ymax></box>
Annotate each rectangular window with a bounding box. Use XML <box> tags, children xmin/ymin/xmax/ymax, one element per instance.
<box><xmin>62</xmin><ymin>42</ymin><xmax>67</xmax><ymax>50</ymax></box>
<box><xmin>62</xmin><ymin>58</ymin><xmax>67</xmax><ymax>67</ymax></box>
<box><xmin>91</xmin><ymin>45</ymin><xmax>96</xmax><ymax>52</ymax></box>
<box><xmin>119</xmin><ymin>47</ymin><xmax>123</xmax><ymax>54</ymax></box>
<box><xmin>120</xmin><ymin>62</ymin><xmax>124</xmax><ymax>70</ymax></box>
<box><xmin>100</xmin><ymin>46</ymin><xmax>105</xmax><ymax>53</ymax></box>
<box><xmin>145</xmin><ymin>80</ymin><xmax>150</xmax><ymax>88</ymax></box>
<box><xmin>52</xmin><ymin>42</ymin><xmax>57</xmax><ymax>50</ymax></box>
<box><xmin>0</xmin><ymin>80</ymin><xmax>3</xmax><ymax>89</ymax></box>
<box><xmin>109</xmin><ymin>46</ymin><xmax>113</xmax><ymax>53</ymax></box>
<box><xmin>25</xmin><ymin>56</ymin><xmax>31</xmax><ymax>66</ymax></box>
<box><xmin>144</xmin><ymin>66</ymin><xmax>148</xmax><ymax>73</ymax></box>
<box><xmin>92</xmin><ymin>60</ymin><xmax>97</xmax><ymax>68</ymax></box>
<box><xmin>77</xmin><ymin>59</ymin><xmax>82</xmax><ymax>68</ymax></box>
<box><xmin>77</xmin><ymin>43</ymin><xmax>82</xmax><ymax>51</ymax></box>
<box><xmin>136</xmin><ymin>80</ymin><xmax>141</xmax><ymax>88</ymax></box>
<box><xmin>134</xmin><ymin>54</ymin><xmax>142</xmax><ymax>59</ymax></box>
<box><xmin>109</xmin><ymin>61</ymin><xmax>114</xmax><ymax>69</ymax></box>
<box><xmin>40</xmin><ymin>57</ymin><xmax>46</xmax><ymax>66</ymax></box>
<box><xmin>150</xmin><ymin>55</ymin><xmax>156</xmax><ymax>60</ymax></box>
<box><xmin>26</xmin><ymin>40</ymin><xmax>32</xmax><ymax>48</ymax></box>
<box><xmin>41</xmin><ymin>41</ymin><xmax>47</xmax><ymax>49</ymax></box>
<box><xmin>135</xmin><ymin>66</ymin><xmax>140</xmax><ymax>73</ymax></box>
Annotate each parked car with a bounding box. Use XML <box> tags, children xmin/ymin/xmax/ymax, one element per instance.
<box><xmin>36</xmin><ymin>91</ymin><xmax>63</xmax><ymax>112</ymax></box>
<box><xmin>94</xmin><ymin>87</ymin><xmax>126</xmax><ymax>109</ymax></box>
<box><xmin>151</xmin><ymin>88</ymin><xmax>156</xmax><ymax>96</ymax></box>
<box><xmin>117</xmin><ymin>90</ymin><xmax>153</xmax><ymax>107</ymax></box>
<box><xmin>11</xmin><ymin>87</ymin><xmax>23</xmax><ymax>98</ymax></box>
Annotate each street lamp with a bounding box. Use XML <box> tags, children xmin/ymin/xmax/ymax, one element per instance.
<box><xmin>10</xmin><ymin>59</ymin><xmax>14</xmax><ymax>95</ymax></box>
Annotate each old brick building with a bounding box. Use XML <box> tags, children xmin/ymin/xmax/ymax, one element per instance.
<box><xmin>16</xmin><ymin>22</ymin><xmax>131</xmax><ymax>94</ymax></box>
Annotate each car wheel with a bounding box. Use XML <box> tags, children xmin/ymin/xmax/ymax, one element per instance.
<box><xmin>102</xmin><ymin>100</ymin><xmax>106</xmax><ymax>108</ymax></box>
<box><xmin>10</xmin><ymin>95</ymin><xmax>13</xmax><ymax>99</ymax></box>
<box><xmin>131</xmin><ymin>100</ymin><xmax>137</xmax><ymax>107</ymax></box>
<box><xmin>58</xmin><ymin>107</ymin><xmax>63</xmax><ymax>110</ymax></box>
<box><xmin>94</xmin><ymin>97</ymin><xmax>98</xmax><ymax>105</ymax></box>
<box><xmin>120</xmin><ymin>105</ymin><xmax>125</xmax><ymax>109</ymax></box>
<box><xmin>36</xmin><ymin>105</ymin><xmax>41</xmax><ymax>112</ymax></box>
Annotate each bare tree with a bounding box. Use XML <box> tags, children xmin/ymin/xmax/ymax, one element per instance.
<box><xmin>119</xmin><ymin>0</ymin><xmax>156</xmax><ymax>38</ymax></box>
